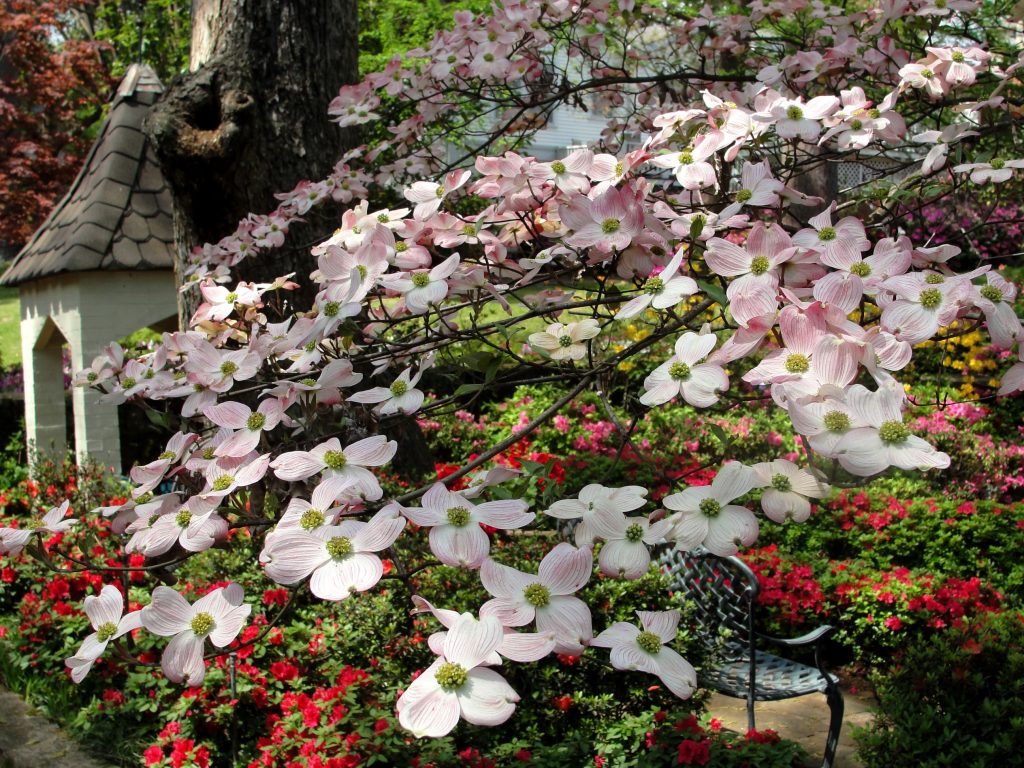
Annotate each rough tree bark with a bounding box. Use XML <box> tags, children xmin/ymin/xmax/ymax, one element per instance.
<box><xmin>145</xmin><ymin>0</ymin><xmax>359</xmax><ymax>320</ymax></box>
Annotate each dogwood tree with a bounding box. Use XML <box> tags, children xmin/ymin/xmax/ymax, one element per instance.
<box><xmin>5</xmin><ymin>0</ymin><xmax>1024</xmax><ymax>741</ymax></box>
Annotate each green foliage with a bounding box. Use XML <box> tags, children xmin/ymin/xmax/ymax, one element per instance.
<box><xmin>855</xmin><ymin>611</ymin><xmax>1024</xmax><ymax>768</ymax></box>
<box><xmin>89</xmin><ymin>0</ymin><xmax>191</xmax><ymax>82</ymax></box>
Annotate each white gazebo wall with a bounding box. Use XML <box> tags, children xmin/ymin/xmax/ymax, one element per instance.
<box><xmin>19</xmin><ymin>270</ymin><xmax>177</xmax><ymax>472</ymax></box>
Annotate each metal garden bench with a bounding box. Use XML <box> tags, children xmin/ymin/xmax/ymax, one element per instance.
<box><xmin>657</xmin><ymin>548</ymin><xmax>844</xmax><ymax>768</ymax></box>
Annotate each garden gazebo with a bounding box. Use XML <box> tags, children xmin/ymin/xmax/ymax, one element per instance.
<box><xmin>0</xmin><ymin>64</ymin><xmax>178</xmax><ymax>472</ymax></box>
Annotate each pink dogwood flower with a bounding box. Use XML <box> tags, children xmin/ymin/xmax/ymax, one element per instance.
<box><xmin>615</xmin><ymin>249</ymin><xmax>698</xmax><ymax>320</ymax></box>
<box><xmin>404</xmin><ymin>169</ymin><xmax>472</xmax><ymax>220</ymax></box>
<box><xmin>65</xmin><ymin>585</ymin><xmax>143</xmax><ymax>683</ymax></box>
<box><xmin>480</xmin><ymin>543</ymin><xmax>593</xmax><ymax>655</ymax></box>
<box><xmin>662</xmin><ymin>462</ymin><xmax>759</xmax><ymax>556</ymax></box>
<box><xmin>591</xmin><ymin>610</ymin><xmax>697</xmax><ymax>699</ymax></box>
<box><xmin>141</xmin><ymin>583</ymin><xmax>251</xmax><ymax>686</ymax></box>
<box><xmin>271</xmin><ymin>435</ymin><xmax>398</xmax><ymax>502</ymax></box>
<box><xmin>0</xmin><ymin>500</ymin><xmax>76</xmax><ymax>556</ymax></box>
<box><xmin>396</xmin><ymin>612</ymin><xmax>519</xmax><ymax>737</ymax></box>
<box><xmin>560</xmin><ymin>186</ymin><xmax>645</xmax><ymax>252</ymax></box>
<box><xmin>751</xmin><ymin>459</ymin><xmax>831</xmax><ymax>523</ymax></box>
<box><xmin>204</xmin><ymin>399</ymin><xmax>285</xmax><ymax>458</ymax></box>
<box><xmin>261</xmin><ymin>506</ymin><xmax>405</xmax><ymax>600</ymax></box>
<box><xmin>528</xmin><ymin>319</ymin><xmax>601</xmax><ymax>361</ymax></box>
<box><xmin>641</xmin><ymin>332</ymin><xmax>728</xmax><ymax>408</ymax></box>
<box><xmin>401</xmin><ymin>483</ymin><xmax>533</xmax><ymax>568</ymax></box>
<box><xmin>130</xmin><ymin>431</ymin><xmax>200</xmax><ymax>498</ymax></box>
<box><xmin>705</xmin><ymin>222</ymin><xmax>795</xmax><ymax>325</ymax></box>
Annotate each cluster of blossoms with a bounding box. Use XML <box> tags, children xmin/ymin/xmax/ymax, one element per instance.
<box><xmin>4</xmin><ymin>0</ymin><xmax>1022</xmax><ymax>744</ymax></box>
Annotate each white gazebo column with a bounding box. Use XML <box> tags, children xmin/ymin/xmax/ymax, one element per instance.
<box><xmin>69</xmin><ymin>323</ymin><xmax>122</xmax><ymax>473</ymax></box>
<box><xmin>21</xmin><ymin>313</ymin><xmax>68</xmax><ymax>462</ymax></box>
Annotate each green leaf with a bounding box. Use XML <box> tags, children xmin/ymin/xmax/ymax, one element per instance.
<box><xmin>697</xmin><ymin>280</ymin><xmax>726</xmax><ymax>308</ymax></box>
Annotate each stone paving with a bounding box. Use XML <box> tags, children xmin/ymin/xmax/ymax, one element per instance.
<box><xmin>0</xmin><ymin>688</ymin><xmax>111</xmax><ymax>768</ymax></box>
<box><xmin>708</xmin><ymin>684</ymin><xmax>877</xmax><ymax>768</ymax></box>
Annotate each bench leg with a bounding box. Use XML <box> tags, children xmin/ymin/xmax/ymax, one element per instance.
<box><xmin>820</xmin><ymin>681</ymin><xmax>844</xmax><ymax>768</ymax></box>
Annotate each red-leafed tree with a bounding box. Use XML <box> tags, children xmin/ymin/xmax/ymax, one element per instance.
<box><xmin>0</xmin><ymin>0</ymin><xmax>111</xmax><ymax>250</ymax></box>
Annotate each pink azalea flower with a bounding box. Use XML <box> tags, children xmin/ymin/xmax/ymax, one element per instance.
<box><xmin>560</xmin><ymin>186</ymin><xmax>645</xmax><ymax>252</ymax></box>
<box><xmin>480</xmin><ymin>543</ymin><xmax>593</xmax><ymax>655</ymax></box>
<box><xmin>401</xmin><ymin>483</ymin><xmax>533</xmax><ymax>568</ymax></box>
<box><xmin>0</xmin><ymin>500</ymin><xmax>76</xmax><ymax>556</ymax></box>
<box><xmin>141</xmin><ymin>583</ymin><xmax>251</xmax><ymax>687</ymax></box>
<box><xmin>204</xmin><ymin>399</ymin><xmax>285</xmax><ymax>458</ymax></box>
<box><xmin>65</xmin><ymin>585</ymin><xmax>143</xmax><ymax>683</ymax></box>
<box><xmin>640</xmin><ymin>332</ymin><xmax>728</xmax><ymax>408</ymax></box>
<box><xmin>396</xmin><ymin>612</ymin><xmax>519</xmax><ymax>737</ymax></box>
<box><xmin>834</xmin><ymin>384</ymin><xmax>951</xmax><ymax>476</ymax></box>
<box><xmin>591</xmin><ymin>610</ymin><xmax>697</xmax><ymax>699</ymax></box>
<box><xmin>751</xmin><ymin>459</ymin><xmax>831</xmax><ymax>523</ymax></box>
<box><xmin>662</xmin><ymin>462</ymin><xmax>759</xmax><ymax>556</ymax></box>
<box><xmin>261</xmin><ymin>506</ymin><xmax>405</xmax><ymax>600</ymax></box>
<box><xmin>271</xmin><ymin>435</ymin><xmax>398</xmax><ymax>502</ymax></box>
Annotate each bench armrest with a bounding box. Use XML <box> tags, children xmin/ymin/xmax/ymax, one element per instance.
<box><xmin>757</xmin><ymin>625</ymin><xmax>835</xmax><ymax>648</ymax></box>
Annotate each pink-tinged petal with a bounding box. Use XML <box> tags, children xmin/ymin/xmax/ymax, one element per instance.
<box><xmin>162</xmin><ymin>631</ymin><xmax>206</xmax><ymax>686</ymax></box>
<box><xmin>430</xmin><ymin>525</ymin><xmax>489</xmax><ymax>568</ymax></box>
<box><xmin>591</xmin><ymin>621</ymin><xmax>641</xmax><ymax>649</ymax></box>
<box><xmin>352</xmin><ymin>506</ymin><xmax>406</xmax><ymax>552</ymax></box>
<box><xmin>497</xmin><ymin>630</ymin><xmax>555</xmax><ymax>662</ymax></box>
<box><xmin>209</xmin><ymin>603</ymin><xmax>251</xmax><ymax>648</ymax></box>
<box><xmin>398</xmin><ymin>666</ymin><xmax>461</xmax><ymax>738</ymax></box>
<box><xmin>344</xmin><ymin>435</ymin><xmax>398</xmax><ymax>466</ymax></box>
<box><xmin>114</xmin><ymin>610</ymin><xmax>144</xmax><ymax>639</ymax></box>
<box><xmin>704</xmin><ymin>505</ymin><xmax>759</xmax><ymax>556</ymax></box>
<box><xmin>663</xmin><ymin>486</ymin><xmax>710</xmax><ymax>513</ymax></box>
<box><xmin>347</xmin><ymin>386</ymin><xmax>391</xmax><ymax>405</ymax></box>
<box><xmin>411</xmin><ymin>595</ymin><xmax>462</xmax><ymax>629</ymax></box>
<box><xmin>311</xmin><ymin>554</ymin><xmax>383</xmax><ymax>600</ymax></box>
<box><xmin>653</xmin><ymin>647</ymin><xmax>698</xmax><ymax>699</ymax></box>
<box><xmin>536</xmin><ymin>595</ymin><xmax>592</xmax><ymax>653</ymax></box>
<box><xmin>999</xmin><ymin>361</ymin><xmax>1024</xmax><ymax>396</ymax></box>
<box><xmin>75</xmin><ymin>633</ymin><xmax>108</xmax><ymax>662</ymax></box>
<box><xmin>401</xmin><ymin>503</ymin><xmax>448</xmax><ymax>527</ymax></box>
<box><xmin>458</xmin><ymin>668</ymin><xmax>519</xmax><ymax>726</ymax></box>
<box><xmin>599</xmin><ymin>540</ymin><xmax>651</xmax><ymax>579</ymax></box>
<box><xmin>705</xmin><ymin>239</ymin><xmax>751</xmax><ymax>276</ymax></box>
<box><xmin>203</xmin><ymin>401</ymin><xmax>251</xmax><ymax>429</ymax></box>
<box><xmin>66</xmin><ymin>656</ymin><xmax>97</xmax><ymax>684</ymax></box>
<box><xmin>616</xmin><ymin>294</ymin><xmax>653</xmax><ymax>320</ymax></box>
<box><xmin>761</xmin><ymin>489</ymin><xmax>811</xmax><ymax>523</ymax></box>
<box><xmin>609</xmin><ymin>643</ymin><xmax>660</xmax><ymax>675</ymax></box>
<box><xmin>262</xmin><ymin>532</ymin><xmax>327</xmax><ymax>584</ymax></box>
<box><xmin>673</xmin><ymin>332</ymin><xmax>716</xmax><ymax>364</ymax></box>
<box><xmin>480</xmin><ymin>596</ymin><xmax>535</xmax><ymax>627</ymax></box>
<box><xmin>271</xmin><ymin>451</ymin><xmax>324</xmax><ymax>481</ymax></box>
<box><xmin>444</xmin><ymin>613</ymin><xmax>505</xmax><ymax>668</ymax></box>
<box><xmin>881</xmin><ymin>301</ymin><xmax>940</xmax><ymax>344</ymax></box>
<box><xmin>889</xmin><ymin>436</ymin><xmax>950</xmax><ymax>471</ymax></box>
<box><xmin>539</xmin><ymin>543</ymin><xmax>592</xmax><ymax>595</ymax></box>
<box><xmin>234</xmin><ymin>454</ymin><xmax>270</xmax><ymax>486</ymax></box>
<box><xmin>473</xmin><ymin>500</ymin><xmax>533</xmax><ymax>529</ymax></box>
<box><xmin>638</xmin><ymin>610</ymin><xmax>680</xmax><ymax>643</ymax></box>
<box><xmin>813</xmin><ymin>271</ymin><xmax>862</xmax><ymax>314</ymax></box>
<box><xmin>640</xmin><ymin>377</ymin><xmax>680</xmax><ymax>407</ymax></box>
<box><xmin>544</xmin><ymin>498</ymin><xmax>588</xmax><ymax>520</ymax></box>
<box><xmin>142</xmin><ymin>587</ymin><xmax>193</xmax><ymax>636</ymax></box>
<box><xmin>215</xmin><ymin>429</ymin><xmax>262</xmax><ymax>458</ymax></box>
<box><xmin>480</xmin><ymin>558</ymin><xmax>535</xmax><ymax>598</ymax></box>
<box><xmin>388</xmin><ymin>390</ymin><xmax>425</xmax><ymax>415</ymax></box>
<box><xmin>813</xmin><ymin>336</ymin><xmax>860</xmax><ymax>388</ymax></box>
<box><xmin>712</xmin><ymin>462</ymin><xmax>758</xmax><ymax>503</ymax></box>
<box><xmin>835</xmin><ymin>429</ymin><xmax>889</xmax><ymax>476</ymax></box>
<box><xmin>727</xmin><ymin>273</ymin><xmax>779</xmax><ymax>325</ymax></box>
<box><xmin>84</xmin><ymin>585</ymin><xmax>123</xmax><ymax>629</ymax></box>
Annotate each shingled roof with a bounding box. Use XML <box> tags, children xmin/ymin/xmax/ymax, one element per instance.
<box><xmin>1</xmin><ymin>64</ymin><xmax>175</xmax><ymax>287</ymax></box>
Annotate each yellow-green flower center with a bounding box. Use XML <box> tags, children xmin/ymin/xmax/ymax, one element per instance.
<box><xmin>669</xmin><ymin>362</ymin><xmax>692</xmax><ymax>381</ymax></box>
<box><xmin>924</xmin><ymin>273</ymin><xmax>945</xmax><ymax>284</ymax></box>
<box><xmin>699</xmin><ymin>498</ymin><xmax>722</xmax><ymax>518</ymax></box>
<box><xmin>323</xmin><ymin>301</ymin><xmax>340</xmax><ymax>317</ymax></box>
<box><xmin>551</xmin><ymin>161</ymin><xmax>566</xmax><ymax>174</ymax></box>
<box><xmin>357</xmin><ymin>264</ymin><xmax>368</xmax><ymax>279</ymax></box>
<box><xmin>411</xmin><ymin>273</ymin><xmax>431</xmax><ymax>288</ymax></box>
<box><xmin>785</xmin><ymin>353</ymin><xmax>810</xmax><ymax>374</ymax></box>
<box><xmin>323</xmin><ymin>450</ymin><xmax>348</xmax><ymax>470</ymax></box>
<box><xmin>750</xmin><ymin>255</ymin><xmax>770</xmax><ymax>276</ymax></box>
<box><xmin>395</xmin><ymin>241</ymin><xmax>408</xmax><ymax>252</ymax></box>
<box><xmin>951</xmin><ymin>51</ymin><xmax>965</xmax><ymax>63</ymax></box>
<box><xmin>202</xmin><ymin>447</ymin><xmax>216</xmax><ymax>460</ymax></box>
<box><xmin>524</xmin><ymin>583</ymin><xmax>551</xmax><ymax>608</ymax></box>
<box><xmin>390</xmin><ymin>380</ymin><xmax>408</xmax><ymax>397</ymax></box>
<box><xmin>678</xmin><ymin>151</ymin><xmax>693</xmax><ymax>165</ymax></box>
<box><xmin>158</xmin><ymin>451</ymin><xmax>176</xmax><ymax>461</ymax></box>
<box><xmin>824</xmin><ymin>410</ymin><xmax>851</xmax><ymax>432</ymax></box>
<box><xmin>636</xmin><ymin>630</ymin><xmax>662</xmax><ymax>654</ymax></box>
<box><xmin>919</xmin><ymin>288</ymin><xmax>943</xmax><ymax>310</ymax></box>
<box><xmin>601</xmin><ymin>218</ymin><xmax>621</xmax><ymax>234</ymax></box>
<box><xmin>212</xmin><ymin>475</ymin><xmax>234</xmax><ymax>492</ymax></box>
<box><xmin>990</xmin><ymin>158</ymin><xmax>1006</xmax><ymax>170</ymax></box>
<box><xmin>122</xmin><ymin>377</ymin><xmax>137</xmax><ymax>390</ymax></box>
<box><xmin>625</xmin><ymin>523</ymin><xmax>645</xmax><ymax>543</ymax></box>
<box><xmin>304</xmin><ymin>340</ymin><xmax>317</xmax><ymax>352</ymax></box>
<box><xmin>225</xmin><ymin>292</ymin><xmax>238</xmax><ymax>303</ymax></box>
<box><xmin>446</xmin><ymin>506</ymin><xmax>471</xmax><ymax>527</ymax></box>
<box><xmin>220</xmin><ymin>361</ymin><xmax>238</xmax><ymax>376</ymax></box>
<box><xmin>87</xmin><ymin>371</ymin><xmax>98</xmax><ymax>382</ymax></box>
<box><xmin>300</xmin><ymin>508</ymin><xmax>325</xmax><ymax>530</ymax></box>
<box><xmin>771</xmin><ymin>473</ymin><xmax>792</xmax><ymax>492</ymax></box>
<box><xmin>247</xmin><ymin>412</ymin><xmax>266</xmax><ymax>431</ymax></box>
<box><xmin>190</xmin><ymin>612</ymin><xmax>215</xmax><ymax>636</ymax></box>
<box><xmin>850</xmin><ymin>119</ymin><xmax>863</xmax><ymax>130</ymax></box>
<box><xmin>326</xmin><ymin>536</ymin><xmax>353</xmax><ymax>559</ymax></box>
<box><xmin>300</xmin><ymin>377</ymin><xmax>317</xmax><ymax>386</ymax></box>
<box><xmin>558</xmin><ymin>335</ymin><xmax>574</xmax><ymax>348</ymax></box>
<box><xmin>175</xmin><ymin>510</ymin><xmax>192</xmax><ymax>528</ymax></box>
<box><xmin>96</xmin><ymin>621</ymin><xmax>118</xmax><ymax>642</ymax></box>
<box><xmin>980</xmin><ymin>284</ymin><xmax>1003</xmax><ymax>302</ymax></box>
<box><xmin>736</xmin><ymin>189</ymin><xmax>753</xmax><ymax>203</ymax></box>
<box><xmin>921</xmin><ymin>68</ymin><xmax>934</xmax><ymax>79</ymax></box>
<box><xmin>817</xmin><ymin>226</ymin><xmax>837</xmax><ymax>242</ymax></box>
<box><xmin>786</xmin><ymin>105</ymin><xmax>804</xmax><ymax>121</ymax></box>
<box><xmin>879</xmin><ymin>420</ymin><xmax>910</xmax><ymax>444</ymax></box>
<box><xmin>644</xmin><ymin>277</ymin><xmax>665</xmax><ymax>295</ymax></box>
<box><xmin>435</xmin><ymin>661</ymin><xmax>468</xmax><ymax>691</ymax></box>
<box><xmin>867</xmin><ymin>108</ymin><xmax>881</xmax><ymax>119</ymax></box>
<box><xmin>849</xmin><ymin>262</ymin><xmax>871</xmax><ymax>277</ymax></box>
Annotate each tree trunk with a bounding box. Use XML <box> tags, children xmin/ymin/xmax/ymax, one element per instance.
<box><xmin>146</xmin><ymin>0</ymin><xmax>358</xmax><ymax>324</ymax></box>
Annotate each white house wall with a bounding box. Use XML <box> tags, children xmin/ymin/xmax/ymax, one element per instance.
<box><xmin>19</xmin><ymin>270</ymin><xmax>177</xmax><ymax>472</ymax></box>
